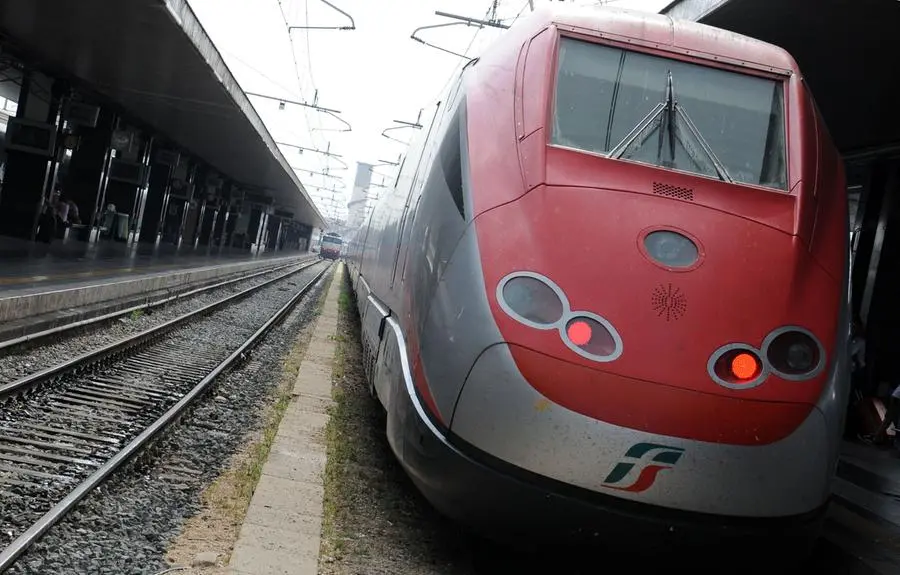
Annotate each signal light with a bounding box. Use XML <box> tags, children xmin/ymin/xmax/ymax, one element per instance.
<box><xmin>731</xmin><ymin>353</ymin><xmax>760</xmax><ymax>381</ymax></box>
<box><xmin>567</xmin><ymin>320</ymin><xmax>592</xmax><ymax>345</ymax></box>
<box><xmin>709</xmin><ymin>346</ymin><xmax>765</xmax><ymax>389</ymax></box>
<box><xmin>564</xmin><ymin>316</ymin><xmax>618</xmax><ymax>358</ymax></box>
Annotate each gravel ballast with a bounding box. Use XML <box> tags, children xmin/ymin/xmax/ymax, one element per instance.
<box><xmin>0</xmin><ymin>258</ymin><xmax>318</xmax><ymax>384</ymax></box>
<box><xmin>2</xmin><ymin>262</ymin><xmax>331</xmax><ymax>575</ymax></box>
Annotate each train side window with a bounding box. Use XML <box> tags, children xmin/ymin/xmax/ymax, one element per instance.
<box><xmin>390</xmin><ymin>102</ymin><xmax>443</xmax><ymax>287</ymax></box>
<box><xmin>439</xmin><ymin>106</ymin><xmax>465</xmax><ymax>218</ymax></box>
<box><xmin>400</xmin><ymin>195</ymin><xmax>422</xmax><ymax>283</ymax></box>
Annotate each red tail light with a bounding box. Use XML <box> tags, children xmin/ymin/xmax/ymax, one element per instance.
<box><xmin>730</xmin><ymin>353</ymin><xmax>761</xmax><ymax>381</ymax></box>
<box><xmin>709</xmin><ymin>345</ymin><xmax>766</xmax><ymax>389</ymax></box>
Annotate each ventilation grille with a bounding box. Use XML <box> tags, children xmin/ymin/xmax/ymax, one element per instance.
<box><xmin>653</xmin><ymin>182</ymin><xmax>694</xmax><ymax>202</ymax></box>
<box><xmin>651</xmin><ymin>283</ymin><xmax>688</xmax><ymax>322</ymax></box>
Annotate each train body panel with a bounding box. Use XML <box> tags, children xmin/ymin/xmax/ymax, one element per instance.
<box><xmin>451</xmin><ymin>342</ymin><xmax>831</xmax><ymax>517</ymax></box>
<box><xmin>475</xmin><ymin>186</ymin><xmax>840</xmax><ymax>413</ymax></box>
<box><xmin>344</xmin><ymin>4</ymin><xmax>849</xmax><ymax>547</ymax></box>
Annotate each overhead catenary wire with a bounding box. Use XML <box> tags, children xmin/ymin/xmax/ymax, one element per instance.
<box><xmin>361</xmin><ymin>0</ymin><xmax>506</xmax><ymax>216</ymax></box>
<box><xmin>276</xmin><ymin>0</ymin><xmax>351</xmax><ymax>207</ymax></box>
<box><xmin>278</xmin><ymin>0</ymin><xmax>358</xmax><ymax>220</ymax></box>
<box><xmin>423</xmin><ymin>0</ymin><xmax>505</xmax><ymax>106</ymax></box>
<box><xmin>276</xmin><ymin>0</ymin><xmax>325</xmax><ymax>151</ymax></box>
<box><xmin>304</xmin><ymin>0</ymin><xmax>318</xmax><ymax>88</ymax></box>
<box><xmin>221</xmin><ymin>55</ymin><xmax>328</xmax><ymax>188</ymax></box>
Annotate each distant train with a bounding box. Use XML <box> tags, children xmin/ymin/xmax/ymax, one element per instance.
<box><xmin>320</xmin><ymin>232</ymin><xmax>342</xmax><ymax>260</ymax></box>
<box><xmin>344</xmin><ymin>4</ymin><xmax>849</xmax><ymax>561</ymax></box>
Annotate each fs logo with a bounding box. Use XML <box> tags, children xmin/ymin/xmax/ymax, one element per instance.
<box><xmin>601</xmin><ymin>442</ymin><xmax>685</xmax><ymax>493</ymax></box>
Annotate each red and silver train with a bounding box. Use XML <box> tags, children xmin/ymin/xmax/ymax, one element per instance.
<box><xmin>345</xmin><ymin>4</ymin><xmax>849</xmax><ymax>558</ymax></box>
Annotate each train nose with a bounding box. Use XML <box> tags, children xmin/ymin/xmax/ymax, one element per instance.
<box><xmin>476</xmin><ymin>185</ymin><xmax>841</xmax><ymax>408</ymax></box>
<box><xmin>448</xmin><ymin>341</ymin><xmax>831</xmax><ymax>517</ymax></box>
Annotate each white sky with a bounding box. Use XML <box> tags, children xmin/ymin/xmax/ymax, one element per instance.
<box><xmin>186</xmin><ymin>0</ymin><xmax>671</xmax><ymax>222</ymax></box>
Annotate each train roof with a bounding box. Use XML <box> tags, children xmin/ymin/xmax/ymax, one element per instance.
<box><xmin>524</xmin><ymin>3</ymin><xmax>800</xmax><ymax>76</ymax></box>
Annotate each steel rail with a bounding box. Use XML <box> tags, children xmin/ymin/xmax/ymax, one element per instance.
<box><xmin>0</xmin><ymin>262</ymin><xmax>333</xmax><ymax>571</ymax></box>
<box><xmin>0</xmin><ymin>255</ymin><xmax>318</xmax><ymax>351</ymax></box>
<box><xmin>0</xmin><ymin>258</ymin><xmax>325</xmax><ymax>401</ymax></box>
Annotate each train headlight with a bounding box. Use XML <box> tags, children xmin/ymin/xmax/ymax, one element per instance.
<box><xmin>496</xmin><ymin>271</ymin><xmax>623</xmax><ymax>363</ymax></box>
<box><xmin>642</xmin><ymin>229</ymin><xmax>700</xmax><ymax>269</ymax></box>
<box><xmin>762</xmin><ymin>327</ymin><xmax>825</xmax><ymax>380</ymax></box>
<box><xmin>500</xmin><ymin>275</ymin><xmax>564</xmax><ymax>328</ymax></box>
<box><xmin>788</xmin><ymin>343</ymin><xmax>814</xmax><ymax>371</ymax></box>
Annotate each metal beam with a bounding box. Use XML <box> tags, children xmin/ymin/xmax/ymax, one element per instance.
<box><xmin>276</xmin><ymin>141</ymin><xmax>343</xmax><ymax>158</ymax></box>
<box><xmin>411</xmin><ymin>9</ymin><xmax>509</xmax><ymax>59</ymax></box>
<box><xmin>434</xmin><ymin>10</ymin><xmax>510</xmax><ymax>30</ymax></box>
<box><xmin>287</xmin><ymin>0</ymin><xmax>356</xmax><ymax>30</ymax></box>
<box><xmin>245</xmin><ymin>91</ymin><xmax>341</xmax><ymax>114</ymax></box>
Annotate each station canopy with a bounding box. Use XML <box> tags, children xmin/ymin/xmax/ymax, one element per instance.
<box><xmin>0</xmin><ymin>0</ymin><xmax>325</xmax><ymax>228</ymax></box>
<box><xmin>662</xmin><ymin>0</ymin><xmax>900</xmax><ymax>159</ymax></box>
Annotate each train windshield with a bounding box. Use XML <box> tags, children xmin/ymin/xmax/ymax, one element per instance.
<box><xmin>322</xmin><ymin>236</ymin><xmax>342</xmax><ymax>246</ymax></box>
<box><xmin>551</xmin><ymin>37</ymin><xmax>788</xmax><ymax>190</ymax></box>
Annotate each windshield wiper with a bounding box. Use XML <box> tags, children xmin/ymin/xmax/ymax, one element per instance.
<box><xmin>674</xmin><ymin>103</ymin><xmax>734</xmax><ymax>183</ymax></box>
<box><xmin>608</xmin><ymin>101</ymin><xmax>665</xmax><ymax>160</ymax></box>
<box><xmin>609</xmin><ymin>71</ymin><xmax>734</xmax><ymax>184</ymax></box>
<box><xmin>657</xmin><ymin>71</ymin><xmax>677</xmax><ymax>168</ymax></box>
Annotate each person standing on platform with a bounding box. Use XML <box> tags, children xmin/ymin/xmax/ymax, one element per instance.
<box><xmin>36</xmin><ymin>190</ymin><xmax>61</xmax><ymax>243</ymax></box>
<box><xmin>66</xmin><ymin>200</ymin><xmax>81</xmax><ymax>225</ymax></box>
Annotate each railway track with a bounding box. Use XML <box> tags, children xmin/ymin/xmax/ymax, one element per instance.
<box><xmin>0</xmin><ymin>258</ymin><xmax>333</xmax><ymax>572</ymax></box>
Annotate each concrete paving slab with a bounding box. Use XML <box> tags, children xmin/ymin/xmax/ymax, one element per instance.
<box><xmin>291</xmin><ymin>363</ymin><xmax>332</xmax><ymax>397</ymax></box>
<box><xmin>262</xmin><ymin>449</ymin><xmax>326</xmax><ymax>484</ymax></box>
<box><xmin>272</xmin><ymin>411</ymin><xmax>329</xmax><ymax>441</ymax></box>
<box><xmin>230</xmin><ymin>546</ymin><xmax>317</xmax><ymax>575</ymax></box>
<box><xmin>243</xmin><ymin>496</ymin><xmax>323</xmax><ymax>534</ymax></box>
<box><xmin>246</xmin><ymin>473</ymin><xmax>324</xmax><ymax>513</ymax></box>
<box><xmin>228</xmin><ymin>263</ymin><xmax>343</xmax><ymax>575</ymax></box>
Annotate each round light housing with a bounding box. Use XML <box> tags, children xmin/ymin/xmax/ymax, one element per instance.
<box><xmin>708</xmin><ymin>344</ymin><xmax>767</xmax><ymax>390</ymax></box>
<box><xmin>500</xmin><ymin>275</ymin><xmax>564</xmax><ymax>327</ymax></box>
<box><xmin>764</xmin><ymin>328</ymin><xmax>825</xmax><ymax>380</ymax></box>
<box><xmin>643</xmin><ymin>230</ymin><xmax>699</xmax><ymax>268</ymax></box>
<box><xmin>564</xmin><ymin>316</ymin><xmax>617</xmax><ymax>358</ymax></box>
<box><xmin>497</xmin><ymin>271</ymin><xmax>623</xmax><ymax>363</ymax></box>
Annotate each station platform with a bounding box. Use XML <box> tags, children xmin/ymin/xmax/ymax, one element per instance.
<box><xmin>0</xmin><ymin>235</ymin><xmax>316</xmax><ymax>345</ymax></box>
<box><xmin>226</xmin><ymin>262</ymin><xmax>340</xmax><ymax>575</ymax></box>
